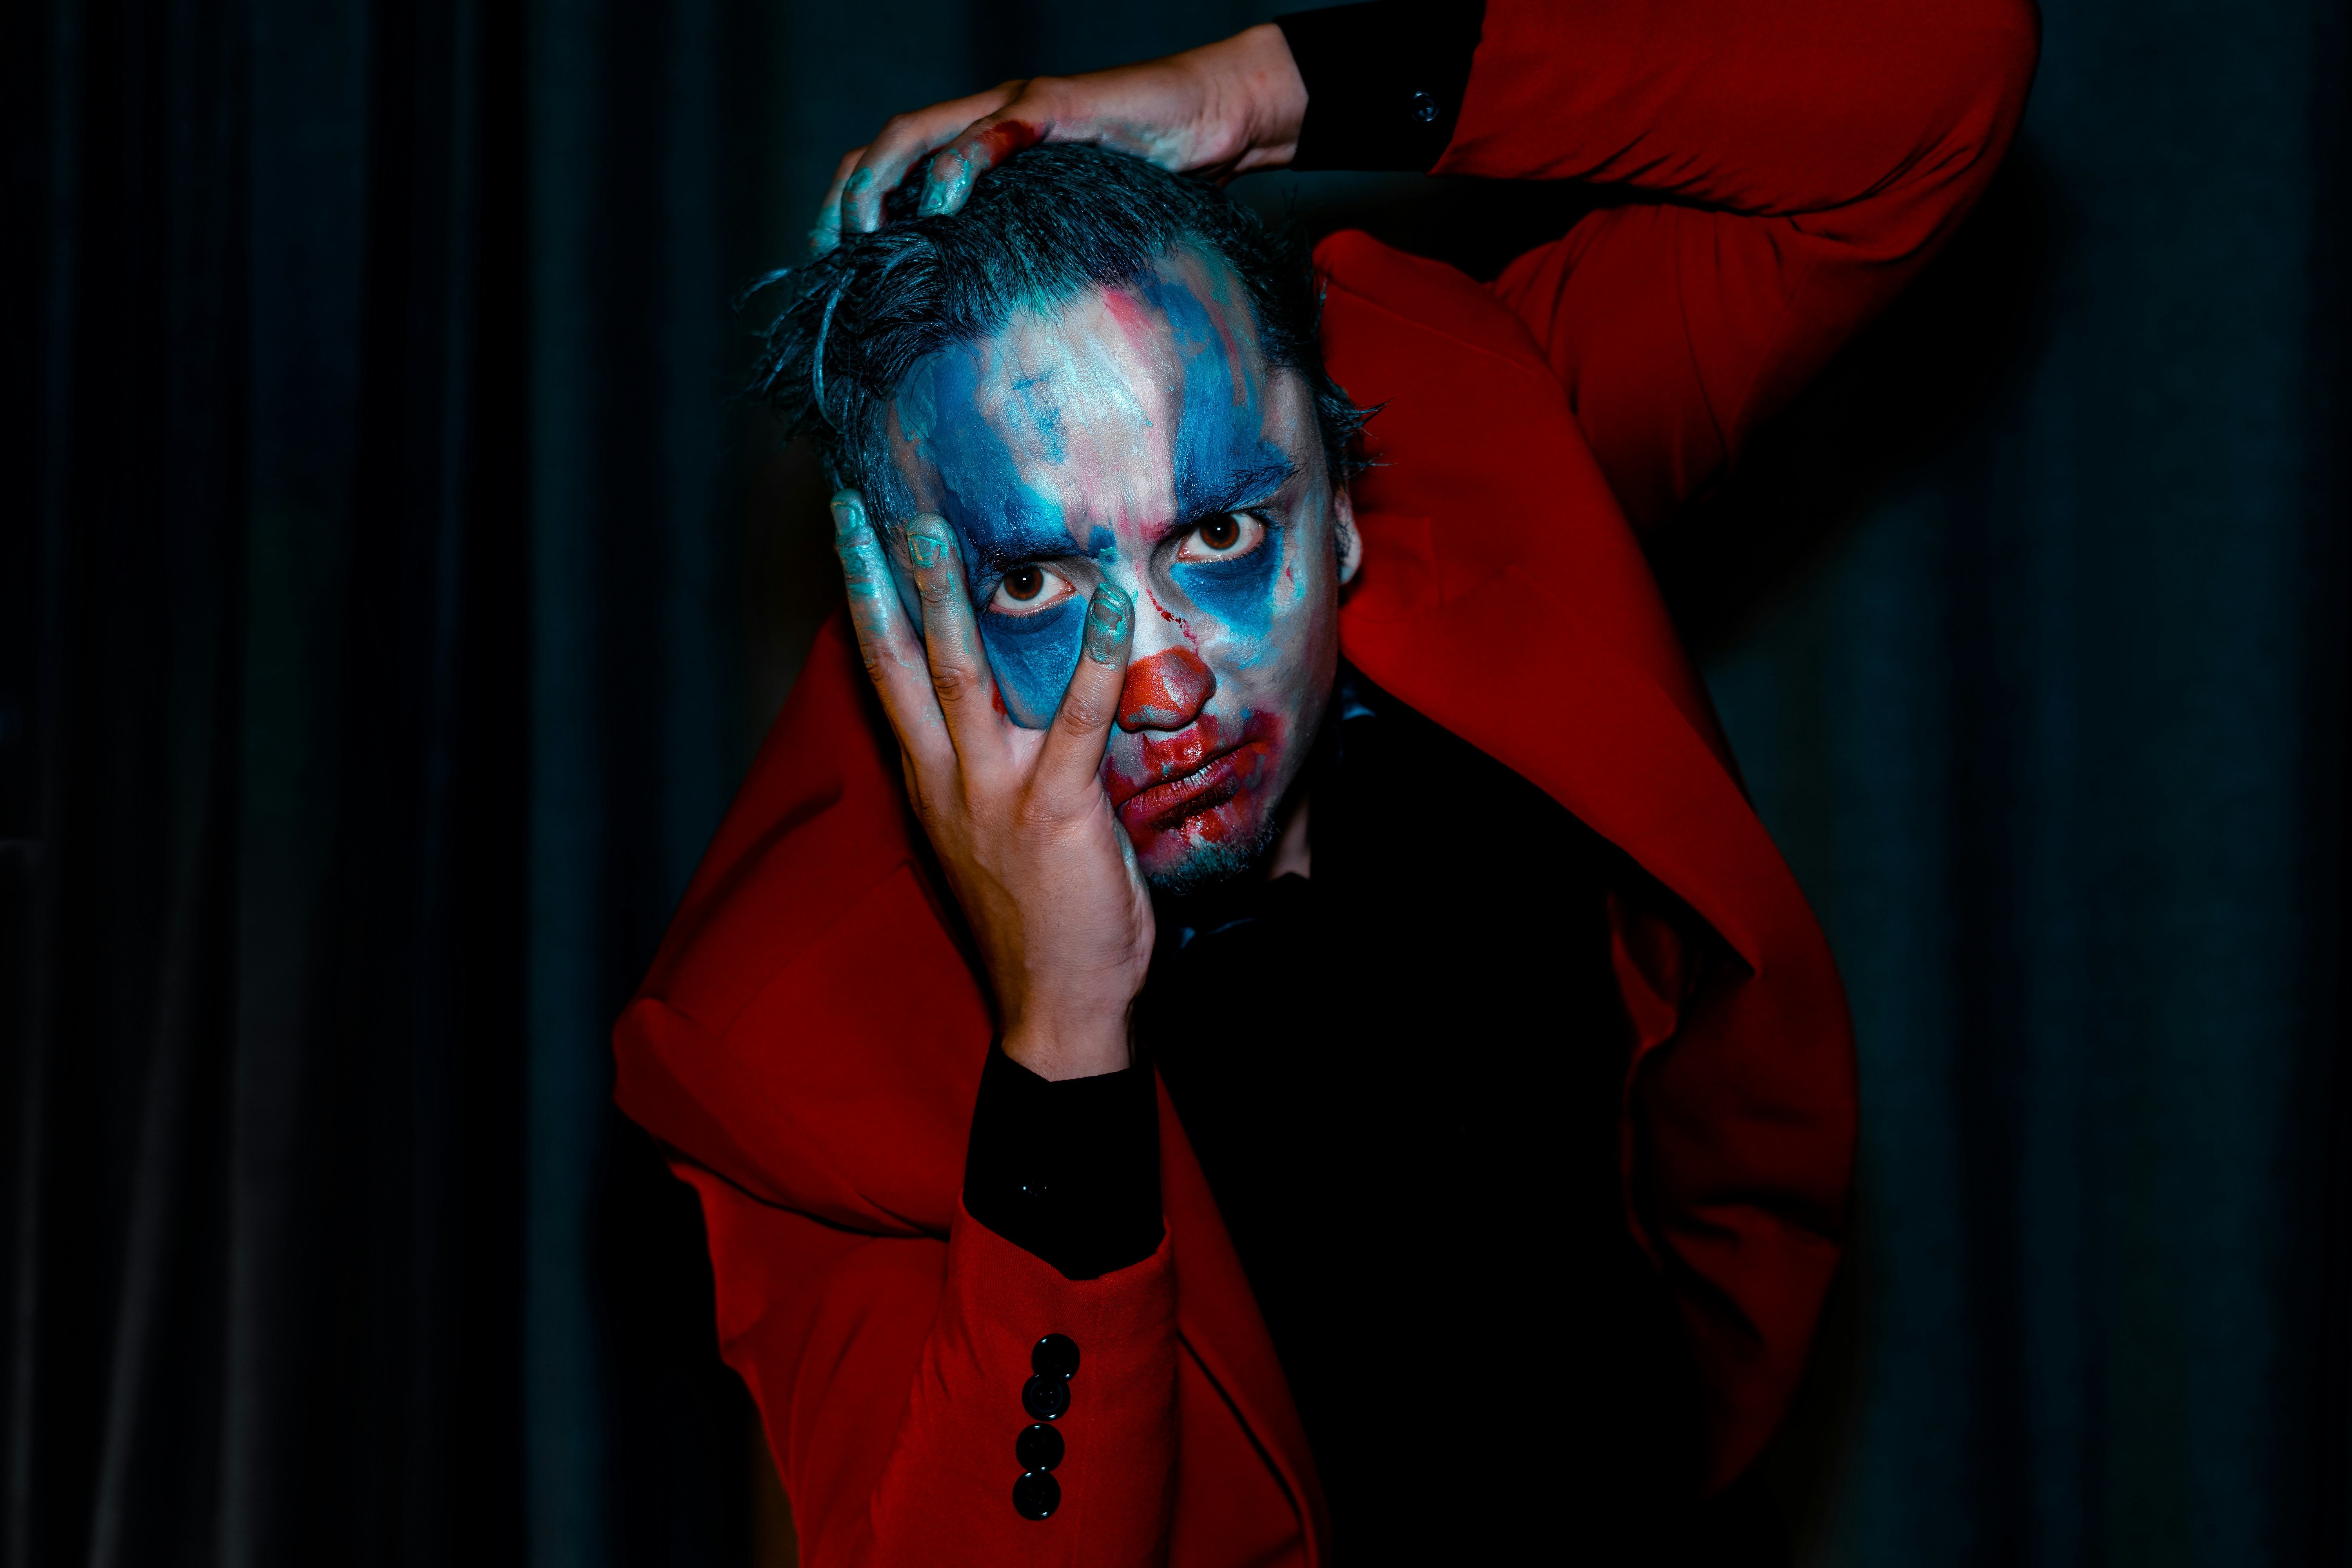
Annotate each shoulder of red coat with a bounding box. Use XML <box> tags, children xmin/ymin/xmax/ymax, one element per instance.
<box><xmin>1311</xmin><ymin>228</ymin><xmax>1554</xmax><ymax>371</ymax></box>
<box><xmin>639</xmin><ymin>610</ymin><xmax>950</xmax><ymax>1035</ymax></box>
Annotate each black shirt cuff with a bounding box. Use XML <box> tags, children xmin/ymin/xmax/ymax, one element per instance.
<box><xmin>963</xmin><ymin>1045</ymin><xmax>1163</xmax><ymax>1281</ymax></box>
<box><xmin>1276</xmin><ymin>2</ymin><xmax>1487</xmax><ymax>172</ymax></box>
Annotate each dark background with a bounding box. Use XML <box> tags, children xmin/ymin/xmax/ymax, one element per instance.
<box><xmin>2</xmin><ymin>0</ymin><xmax>2348</xmax><ymax>1564</ymax></box>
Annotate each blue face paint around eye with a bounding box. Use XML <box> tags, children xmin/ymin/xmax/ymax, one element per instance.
<box><xmin>980</xmin><ymin>595</ymin><xmax>1089</xmax><ymax>727</ymax></box>
<box><xmin>1171</xmin><ymin>527</ymin><xmax>1283</xmax><ymax>644</ymax></box>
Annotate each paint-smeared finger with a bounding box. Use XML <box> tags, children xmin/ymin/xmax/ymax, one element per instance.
<box><xmin>902</xmin><ymin>514</ymin><xmax>1000</xmax><ymax>759</ymax></box>
<box><xmin>833</xmin><ymin>492</ymin><xmax>953</xmax><ymax>771</ymax></box>
<box><xmin>809</xmin><ymin>146</ymin><xmax>866</xmax><ymax>255</ymax></box>
<box><xmin>1037</xmin><ymin>582</ymin><xmax>1134</xmax><ymax>797</ymax></box>
<box><xmin>843</xmin><ymin>85</ymin><xmax>1021</xmax><ymax>236</ymax></box>
<box><xmin>918</xmin><ymin>113</ymin><xmax>1044</xmax><ymax>217</ymax></box>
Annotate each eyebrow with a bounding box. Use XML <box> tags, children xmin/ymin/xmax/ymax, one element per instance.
<box><xmin>1177</xmin><ymin>457</ymin><xmax>1298</xmax><ymax>524</ymax></box>
<box><xmin>965</xmin><ymin>516</ymin><xmax>1087</xmax><ymax>578</ymax></box>
<box><xmin>965</xmin><ymin>456</ymin><xmax>1301</xmax><ymax>575</ymax></box>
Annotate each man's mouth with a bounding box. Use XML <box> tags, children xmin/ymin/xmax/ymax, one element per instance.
<box><xmin>1112</xmin><ymin>744</ymin><xmax>1249</xmax><ymax>833</ymax></box>
<box><xmin>1106</xmin><ymin>714</ymin><xmax>1274</xmax><ymax>838</ymax></box>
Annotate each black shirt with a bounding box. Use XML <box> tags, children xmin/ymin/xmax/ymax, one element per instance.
<box><xmin>969</xmin><ymin>671</ymin><xmax>1734</xmax><ymax>1564</ymax></box>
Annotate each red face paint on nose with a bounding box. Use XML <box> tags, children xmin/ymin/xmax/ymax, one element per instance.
<box><xmin>1118</xmin><ymin>648</ymin><xmax>1217</xmax><ymax>732</ymax></box>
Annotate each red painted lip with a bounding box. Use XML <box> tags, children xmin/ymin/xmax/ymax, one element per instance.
<box><xmin>1107</xmin><ymin>717</ymin><xmax>1232</xmax><ymax>809</ymax></box>
<box><xmin>1114</xmin><ymin>744</ymin><xmax>1250</xmax><ymax>833</ymax></box>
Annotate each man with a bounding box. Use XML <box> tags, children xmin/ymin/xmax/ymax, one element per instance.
<box><xmin>612</xmin><ymin>4</ymin><xmax>2038</xmax><ymax>1564</ymax></box>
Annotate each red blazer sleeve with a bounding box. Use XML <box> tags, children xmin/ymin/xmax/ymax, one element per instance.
<box><xmin>612</xmin><ymin>619</ymin><xmax>1183</xmax><ymax>1567</ymax></box>
<box><xmin>1438</xmin><ymin>0</ymin><xmax>2040</xmax><ymax>530</ymax></box>
<box><xmin>672</xmin><ymin>1158</ymin><xmax>1178</xmax><ymax>1568</ymax></box>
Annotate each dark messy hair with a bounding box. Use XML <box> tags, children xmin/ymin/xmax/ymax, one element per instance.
<box><xmin>742</xmin><ymin>142</ymin><xmax>1369</xmax><ymax>524</ymax></box>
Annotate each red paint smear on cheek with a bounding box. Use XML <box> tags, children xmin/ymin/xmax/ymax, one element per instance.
<box><xmin>1145</xmin><ymin>588</ymin><xmax>1193</xmax><ymax>641</ymax></box>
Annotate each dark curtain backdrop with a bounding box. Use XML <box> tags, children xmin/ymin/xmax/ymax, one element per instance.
<box><xmin>1</xmin><ymin>0</ymin><xmax>2347</xmax><ymax>1565</ymax></box>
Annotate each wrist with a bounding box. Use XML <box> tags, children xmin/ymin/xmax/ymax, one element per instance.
<box><xmin>1191</xmin><ymin>24</ymin><xmax>1305</xmax><ymax>173</ymax></box>
<box><xmin>1002</xmin><ymin>1005</ymin><xmax>1135</xmax><ymax>1082</ymax></box>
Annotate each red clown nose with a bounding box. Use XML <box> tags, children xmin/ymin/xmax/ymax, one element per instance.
<box><xmin>1117</xmin><ymin>648</ymin><xmax>1216</xmax><ymax>732</ymax></box>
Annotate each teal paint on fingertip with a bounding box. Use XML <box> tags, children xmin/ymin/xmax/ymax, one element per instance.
<box><xmin>918</xmin><ymin>163</ymin><xmax>957</xmax><ymax>216</ymax></box>
<box><xmin>1083</xmin><ymin>583</ymin><xmax>1133</xmax><ymax>662</ymax></box>
<box><xmin>904</xmin><ymin>527</ymin><xmax>947</xmax><ymax>569</ymax></box>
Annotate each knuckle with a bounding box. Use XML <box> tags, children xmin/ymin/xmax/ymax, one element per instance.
<box><xmin>929</xmin><ymin>664</ymin><xmax>972</xmax><ymax>704</ymax></box>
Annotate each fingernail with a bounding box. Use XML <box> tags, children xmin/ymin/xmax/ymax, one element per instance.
<box><xmin>828</xmin><ymin>492</ymin><xmax>865</xmax><ymax>539</ymax></box>
<box><xmin>1083</xmin><ymin>583</ymin><xmax>1132</xmax><ymax>662</ymax></box>
<box><xmin>918</xmin><ymin>156</ymin><xmax>960</xmax><ymax>216</ymax></box>
<box><xmin>844</xmin><ymin>169</ymin><xmax>877</xmax><ymax>231</ymax></box>
<box><xmin>904</xmin><ymin>523</ymin><xmax>947</xmax><ymax>570</ymax></box>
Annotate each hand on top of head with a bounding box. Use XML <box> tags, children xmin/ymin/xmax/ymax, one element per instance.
<box><xmin>809</xmin><ymin>22</ymin><xmax>1308</xmax><ymax>256</ymax></box>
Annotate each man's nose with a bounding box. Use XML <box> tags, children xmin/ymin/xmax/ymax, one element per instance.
<box><xmin>1118</xmin><ymin>648</ymin><xmax>1217</xmax><ymax>732</ymax></box>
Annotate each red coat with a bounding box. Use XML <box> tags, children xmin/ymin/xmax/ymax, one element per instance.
<box><xmin>613</xmin><ymin>2</ymin><xmax>2038</xmax><ymax>1563</ymax></box>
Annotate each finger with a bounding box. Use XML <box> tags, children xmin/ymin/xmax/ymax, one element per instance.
<box><xmin>918</xmin><ymin>109</ymin><xmax>1045</xmax><ymax>218</ymax></box>
<box><xmin>902</xmin><ymin>513</ymin><xmax>1000</xmax><ymax>760</ymax></box>
<box><xmin>1036</xmin><ymin>581</ymin><xmax>1134</xmax><ymax>796</ymax></box>
<box><xmin>809</xmin><ymin>146</ymin><xmax>866</xmax><ymax>256</ymax></box>
<box><xmin>832</xmin><ymin>491</ymin><xmax>953</xmax><ymax>772</ymax></box>
<box><xmin>843</xmin><ymin>84</ymin><xmax>1021</xmax><ymax>236</ymax></box>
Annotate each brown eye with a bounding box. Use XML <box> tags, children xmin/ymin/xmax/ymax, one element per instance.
<box><xmin>1002</xmin><ymin>565</ymin><xmax>1044</xmax><ymax>601</ymax></box>
<box><xmin>1173</xmin><ymin>512</ymin><xmax>1269</xmax><ymax>567</ymax></box>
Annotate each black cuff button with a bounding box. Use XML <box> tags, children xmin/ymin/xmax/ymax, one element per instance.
<box><xmin>1015</xmin><ymin>1422</ymin><xmax>1065</xmax><ymax>1472</ymax></box>
<box><xmin>1021</xmin><ymin>1373</ymin><xmax>1071</xmax><ymax>1421</ymax></box>
<box><xmin>1410</xmin><ymin>90</ymin><xmax>1439</xmax><ymax>123</ymax></box>
<box><xmin>1031</xmin><ymin>1333</ymin><xmax>1080</xmax><ymax>1379</ymax></box>
<box><xmin>1012</xmin><ymin>1468</ymin><xmax>1062</xmax><ymax>1520</ymax></box>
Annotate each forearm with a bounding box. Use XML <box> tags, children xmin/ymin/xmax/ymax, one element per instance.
<box><xmin>1438</xmin><ymin>0</ymin><xmax>2038</xmax><ymax>228</ymax></box>
<box><xmin>679</xmin><ymin>1159</ymin><xmax>1179</xmax><ymax>1565</ymax></box>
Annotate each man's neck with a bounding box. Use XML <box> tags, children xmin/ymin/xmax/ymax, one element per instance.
<box><xmin>1264</xmin><ymin>790</ymin><xmax>1310</xmax><ymax>880</ymax></box>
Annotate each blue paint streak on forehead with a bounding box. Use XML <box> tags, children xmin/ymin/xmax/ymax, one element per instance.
<box><xmin>1131</xmin><ymin>265</ymin><xmax>1289</xmax><ymax>529</ymax></box>
<box><xmin>1134</xmin><ymin>264</ymin><xmax>1292</xmax><ymax>645</ymax></box>
<box><xmin>903</xmin><ymin>341</ymin><xmax>1115</xmax><ymax>729</ymax></box>
<box><xmin>896</xmin><ymin>342</ymin><xmax>1102</xmax><ymax>730</ymax></box>
<box><xmin>897</xmin><ymin>343</ymin><xmax>1079</xmax><ymax>572</ymax></box>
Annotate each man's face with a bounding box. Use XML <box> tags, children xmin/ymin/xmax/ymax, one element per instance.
<box><xmin>882</xmin><ymin>248</ymin><xmax>1357</xmax><ymax>893</ymax></box>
